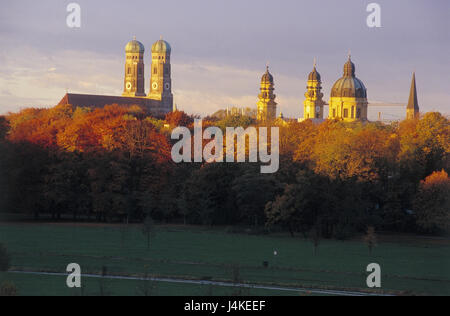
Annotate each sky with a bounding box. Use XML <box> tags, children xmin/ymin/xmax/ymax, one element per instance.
<box><xmin>0</xmin><ymin>0</ymin><xmax>449</xmax><ymax>120</ymax></box>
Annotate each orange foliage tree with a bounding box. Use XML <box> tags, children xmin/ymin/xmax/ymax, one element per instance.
<box><xmin>414</xmin><ymin>170</ymin><xmax>450</xmax><ymax>233</ymax></box>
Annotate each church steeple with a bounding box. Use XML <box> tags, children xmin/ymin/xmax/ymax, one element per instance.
<box><xmin>257</xmin><ymin>66</ymin><xmax>277</xmax><ymax>122</ymax></box>
<box><xmin>406</xmin><ymin>72</ymin><xmax>420</xmax><ymax>119</ymax></box>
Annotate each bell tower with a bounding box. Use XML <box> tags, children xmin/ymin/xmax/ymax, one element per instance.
<box><xmin>148</xmin><ymin>37</ymin><xmax>173</xmax><ymax>112</ymax></box>
<box><xmin>303</xmin><ymin>60</ymin><xmax>325</xmax><ymax>119</ymax></box>
<box><xmin>123</xmin><ymin>37</ymin><xmax>146</xmax><ymax>97</ymax></box>
<box><xmin>257</xmin><ymin>66</ymin><xmax>277</xmax><ymax>122</ymax></box>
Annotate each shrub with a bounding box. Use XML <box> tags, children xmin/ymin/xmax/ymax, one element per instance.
<box><xmin>0</xmin><ymin>282</ymin><xmax>17</xmax><ymax>296</ymax></box>
<box><xmin>0</xmin><ymin>243</ymin><xmax>10</xmax><ymax>271</ymax></box>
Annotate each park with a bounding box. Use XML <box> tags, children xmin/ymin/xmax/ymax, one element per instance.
<box><xmin>1</xmin><ymin>222</ymin><xmax>449</xmax><ymax>296</ymax></box>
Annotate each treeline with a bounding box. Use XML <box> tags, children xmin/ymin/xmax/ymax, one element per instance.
<box><xmin>0</xmin><ymin>105</ymin><xmax>448</xmax><ymax>236</ymax></box>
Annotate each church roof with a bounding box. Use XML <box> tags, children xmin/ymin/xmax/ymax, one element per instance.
<box><xmin>261</xmin><ymin>66</ymin><xmax>274</xmax><ymax>84</ymax></box>
<box><xmin>125</xmin><ymin>38</ymin><xmax>145</xmax><ymax>53</ymax></box>
<box><xmin>407</xmin><ymin>72</ymin><xmax>419</xmax><ymax>111</ymax></box>
<box><xmin>57</xmin><ymin>93</ymin><xmax>167</xmax><ymax>117</ymax></box>
<box><xmin>330</xmin><ymin>56</ymin><xmax>367</xmax><ymax>98</ymax></box>
<box><xmin>308</xmin><ymin>66</ymin><xmax>321</xmax><ymax>82</ymax></box>
<box><xmin>152</xmin><ymin>38</ymin><xmax>171</xmax><ymax>54</ymax></box>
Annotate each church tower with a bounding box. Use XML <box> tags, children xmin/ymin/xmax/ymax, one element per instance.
<box><xmin>303</xmin><ymin>61</ymin><xmax>325</xmax><ymax>119</ymax></box>
<box><xmin>257</xmin><ymin>66</ymin><xmax>277</xmax><ymax>122</ymax></box>
<box><xmin>123</xmin><ymin>37</ymin><xmax>146</xmax><ymax>97</ymax></box>
<box><xmin>148</xmin><ymin>37</ymin><xmax>173</xmax><ymax>112</ymax></box>
<box><xmin>406</xmin><ymin>72</ymin><xmax>420</xmax><ymax>120</ymax></box>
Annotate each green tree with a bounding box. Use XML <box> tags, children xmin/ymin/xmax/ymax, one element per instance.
<box><xmin>363</xmin><ymin>226</ymin><xmax>377</xmax><ymax>255</ymax></box>
<box><xmin>142</xmin><ymin>215</ymin><xmax>156</xmax><ymax>250</ymax></box>
<box><xmin>232</xmin><ymin>167</ymin><xmax>283</xmax><ymax>226</ymax></box>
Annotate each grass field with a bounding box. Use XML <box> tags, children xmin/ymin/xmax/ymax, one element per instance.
<box><xmin>0</xmin><ymin>222</ymin><xmax>449</xmax><ymax>296</ymax></box>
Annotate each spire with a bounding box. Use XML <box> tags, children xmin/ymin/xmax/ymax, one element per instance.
<box><xmin>343</xmin><ymin>53</ymin><xmax>355</xmax><ymax>77</ymax></box>
<box><xmin>407</xmin><ymin>72</ymin><xmax>419</xmax><ymax>111</ymax></box>
<box><xmin>133</xmin><ymin>35</ymin><xmax>136</xmax><ymax>41</ymax></box>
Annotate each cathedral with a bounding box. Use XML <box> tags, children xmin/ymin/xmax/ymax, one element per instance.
<box><xmin>57</xmin><ymin>37</ymin><xmax>173</xmax><ymax>117</ymax></box>
<box><xmin>256</xmin><ymin>55</ymin><xmax>418</xmax><ymax>122</ymax></box>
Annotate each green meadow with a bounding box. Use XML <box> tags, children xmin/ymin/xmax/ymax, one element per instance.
<box><xmin>1</xmin><ymin>223</ymin><xmax>449</xmax><ymax>296</ymax></box>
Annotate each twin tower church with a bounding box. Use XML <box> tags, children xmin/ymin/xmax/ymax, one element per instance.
<box><xmin>58</xmin><ymin>37</ymin><xmax>420</xmax><ymax>121</ymax></box>
<box><xmin>58</xmin><ymin>37</ymin><xmax>173</xmax><ymax>117</ymax></box>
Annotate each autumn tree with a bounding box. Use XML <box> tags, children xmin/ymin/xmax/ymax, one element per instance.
<box><xmin>165</xmin><ymin>110</ymin><xmax>194</xmax><ymax>127</ymax></box>
<box><xmin>0</xmin><ymin>116</ymin><xmax>8</xmax><ymax>141</ymax></box>
<box><xmin>414</xmin><ymin>170</ymin><xmax>450</xmax><ymax>233</ymax></box>
<box><xmin>398</xmin><ymin>112</ymin><xmax>449</xmax><ymax>182</ymax></box>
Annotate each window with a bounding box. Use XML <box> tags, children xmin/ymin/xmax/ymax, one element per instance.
<box><xmin>138</xmin><ymin>68</ymin><xmax>142</xmax><ymax>75</ymax></box>
<box><xmin>351</xmin><ymin>106</ymin><xmax>355</xmax><ymax>118</ymax></box>
<box><xmin>333</xmin><ymin>109</ymin><xmax>336</xmax><ymax>117</ymax></box>
<box><xmin>154</xmin><ymin>68</ymin><xmax>157</xmax><ymax>75</ymax></box>
<box><xmin>344</xmin><ymin>109</ymin><xmax>349</xmax><ymax>118</ymax></box>
<box><xmin>357</xmin><ymin>108</ymin><xmax>361</xmax><ymax>118</ymax></box>
<box><xmin>128</xmin><ymin>68</ymin><xmax>131</xmax><ymax>74</ymax></box>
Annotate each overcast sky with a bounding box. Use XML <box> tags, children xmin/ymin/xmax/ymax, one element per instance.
<box><xmin>0</xmin><ymin>0</ymin><xmax>449</xmax><ymax>119</ymax></box>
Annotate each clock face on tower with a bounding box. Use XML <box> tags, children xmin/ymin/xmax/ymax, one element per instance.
<box><xmin>126</xmin><ymin>82</ymin><xmax>132</xmax><ymax>91</ymax></box>
<box><xmin>152</xmin><ymin>82</ymin><xmax>158</xmax><ymax>90</ymax></box>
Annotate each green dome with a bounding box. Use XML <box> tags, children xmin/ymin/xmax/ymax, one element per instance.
<box><xmin>152</xmin><ymin>39</ymin><xmax>171</xmax><ymax>54</ymax></box>
<box><xmin>125</xmin><ymin>38</ymin><xmax>145</xmax><ymax>53</ymax></box>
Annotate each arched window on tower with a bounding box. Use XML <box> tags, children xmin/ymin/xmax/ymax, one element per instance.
<box><xmin>128</xmin><ymin>68</ymin><xmax>131</xmax><ymax>75</ymax></box>
<box><xmin>154</xmin><ymin>68</ymin><xmax>157</xmax><ymax>75</ymax></box>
